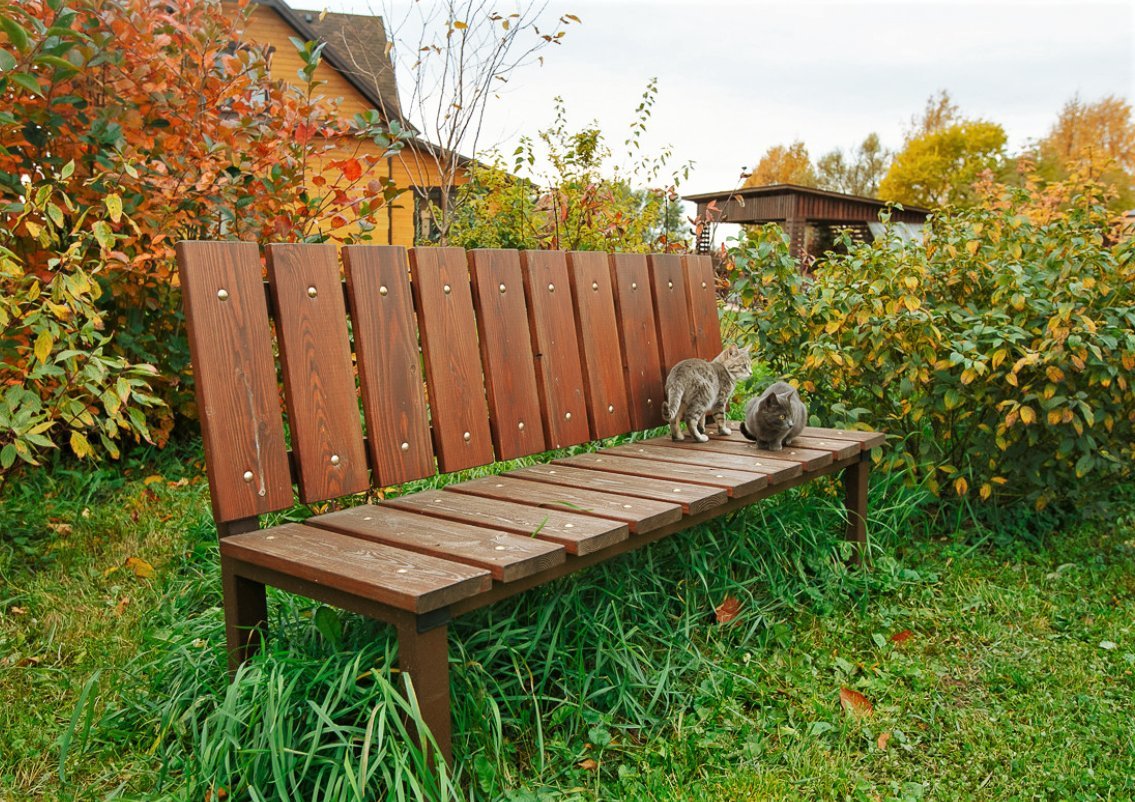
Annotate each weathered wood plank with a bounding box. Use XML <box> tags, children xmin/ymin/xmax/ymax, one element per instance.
<box><xmin>177</xmin><ymin>241</ymin><xmax>294</xmax><ymax>523</ymax></box>
<box><xmin>266</xmin><ymin>243</ymin><xmax>369</xmax><ymax>502</ymax></box>
<box><xmin>220</xmin><ymin>523</ymin><xmax>490</xmax><ymax>613</ymax></box>
<box><xmin>642</xmin><ymin>434</ymin><xmax>833</xmax><ymax>471</ymax></box>
<box><xmin>447</xmin><ymin>476</ymin><xmax>682</xmax><ymax>533</ymax></box>
<box><xmin>410</xmin><ymin>247</ymin><xmax>495</xmax><ymax>472</ymax></box>
<box><xmin>802</xmin><ymin>426</ymin><xmax>886</xmax><ymax>450</ymax></box>
<box><xmin>648</xmin><ymin>253</ymin><xmax>697</xmax><ymax>369</ymax></box>
<box><xmin>609</xmin><ymin>252</ymin><xmax>665</xmax><ymax>430</ymax></box>
<box><xmin>342</xmin><ymin>245</ymin><xmax>436</xmax><ymax>486</ymax></box>
<box><xmin>556</xmin><ymin>452</ymin><xmax>768</xmax><ymax>498</ymax></box>
<box><xmin>468</xmin><ymin>249</ymin><xmax>547</xmax><ymax>460</ymax></box>
<box><xmin>519</xmin><ymin>251</ymin><xmax>592</xmax><ymax>449</ymax></box>
<box><xmin>508</xmin><ymin>463</ymin><xmax>728</xmax><ymax>514</ymax></box>
<box><xmin>682</xmin><ymin>254</ymin><xmax>722</xmax><ymax>359</ymax></box>
<box><xmin>604</xmin><ymin>442</ymin><xmax>801</xmax><ymax>484</ymax></box>
<box><xmin>308</xmin><ymin>505</ymin><xmax>564</xmax><ymax>583</ymax></box>
<box><xmin>383</xmin><ymin>490</ymin><xmax>628</xmax><ymax>556</ymax></box>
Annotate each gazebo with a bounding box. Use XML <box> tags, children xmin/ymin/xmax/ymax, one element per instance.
<box><xmin>684</xmin><ymin>184</ymin><xmax>930</xmax><ymax>259</ymax></box>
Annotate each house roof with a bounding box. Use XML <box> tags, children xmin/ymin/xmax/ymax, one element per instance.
<box><xmin>254</xmin><ymin>0</ymin><xmax>411</xmax><ymax>130</ymax></box>
<box><xmin>683</xmin><ymin>183</ymin><xmax>930</xmax><ymax>216</ymax></box>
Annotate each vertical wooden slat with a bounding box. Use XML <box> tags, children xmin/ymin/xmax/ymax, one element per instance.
<box><xmin>265</xmin><ymin>244</ymin><xmax>369</xmax><ymax>502</ymax></box>
<box><xmin>682</xmin><ymin>254</ymin><xmax>723</xmax><ymax>359</ymax></box>
<box><xmin>410</xmin><ymin>247</ymin><xmax>495</xmax><ymax>472</ymax></box>
<box><xmin>609</xmin><ymin>253</ymin><xmax>664</xmax><ymax>430</ymax></box>
<box><xmin>342</xmin><ymin>245</ymin><xmax>435</xmax><ymax>485</ymax></box>
<box><xmin>176</xmin><ymin>241</ymin><xmax>294</xmax><ymax>522</ymax></box>
<box><xmin>519</xmin><ymin>251</ymin><xmax>592</xmax><ymax>449</ymax></box>
<box><xmin>648</xmin><ymin>253</ymin><xmax>698</xmax><ymax>371</ymax></box>
<box><xmin>467</xmin><ymin>249</ymin><xmax>547</xmax><ymax>460</ymax></box>
<box><xmin>566</xmin><ymin>251</ymin><xmax>632</xmax><ymax>439</ymax></box>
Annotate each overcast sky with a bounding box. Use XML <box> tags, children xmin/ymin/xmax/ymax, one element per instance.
<box><xmin>309</xmin><ymin>0</ymin><xmax>1133</xmax><ymax>196</ymax></box>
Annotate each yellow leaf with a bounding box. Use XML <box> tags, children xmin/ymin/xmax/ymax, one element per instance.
<box><xmin>991</xmin><ymin>349</ymin><xmax>1008</xmax><ymax>369</ymax></box>
<box><xmin>1047</xmin><ymin>409</ymin><xmax>1062</xmax><ymax>425</ymax></box>
<box><xmin>143</xmin><ymin>474</ymin><xmax>164</xmax><ymax>485</ymax></box>
<box><xmin>979</xmin><ymin>483</ymin><xmax>992</xmax><ymax>500</ymax></box>
<box><xmin>902</xmin><ymin>295</ymin><xmax>921</xmax><ymax>312</ymax></box>
<box><xmin>903</xmin><ymin>276</ymin><xmax>918</xmax><ymax>291</ymax></box>
<box><xmin>1019</xmin><ymin>406</ymin><xmax>1036</xmax><ymax>425</ymax></box>
<box><xmin>125</xmin><ymin>556</ymin><xmax>154</xmax><ymax>578</ymax></box>
<box><xmin>452</xmin><ymin>20</ymin><xmax>467</xmax><ymax>29</ymax></box>
<box><xmin>960</xmin><ymin>368</ymin><xmax>975</xmax><ymax>385</ymax></box>
<box><xmin>1046</xmin><ymin>366</ymin><xmax>1065</xmax><ymax>382</ymax></box>
<box><xmin>966</xmin><ymin>240</ymin><xmax>980</xmax><ymax>256</ymax></box>
<box><xmin>954</xmin><ymin>477</ymin><xmax>969</xmax><ymax>496</ymax></box>
<box><xmin>69</xmin><ymin>430</ymin><xmax>92</xmax><ymax>458</ymax></box>
<box><xmin>105</xmin><ymin>193</ymin><xmax>123</xmax><ymax>224</ymax></box>
<box><xmin>34</xmin><ymin>330</ymin><xmax>53</xmax><ymax>363</ymax></box>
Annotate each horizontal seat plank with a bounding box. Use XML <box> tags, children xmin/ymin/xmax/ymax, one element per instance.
<box><xmin>801</xmin><ymin>426</ymin><xmax>886</xmax><ymax>450</ymax></box>
<box><xmin>508</xmin><ymin>463</ymin><xmax>728</xmax><ymax>515</ymax></box>
<box><xmin>382</xmin><ymin>490</ymin><xmax>629</xmax><ymax>556</ymax></box>
<box><xmin>643</xmin><ymin>434</ymin><xmax>833</xmax><ymax>471</ymax></box>
<box><xmin>556</xmin><ymin>452</ymin><xmax>768</xmax><ymax>498</ymax></box>
<box><xmin>714</xmin><ymin>430</ymin><xmax>859</xmax><ymax>461</ymax></box>
<box><xmin>606</xmin><ymin>443</ymin><xmax>801</xmax><ymax>483</ymax></box>
<box><xmin>446</xmin><ymin>476</ymin><xmax>682</xmax><ymax>534</ymax></box>
<box><xmin>307</xmin><ymin>506</ymin><xmax>565</xmax><ymax>583</ymax></box>
<box><xmin>220</xmin><ymin>523</ymin><xmax>491</xmax><ymax>614</ymax></box>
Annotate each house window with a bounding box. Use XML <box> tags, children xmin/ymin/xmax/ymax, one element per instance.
<box><xmin>414</xmin><ymin>187</ymin><xmax>455</xmax><ymax>243</ymax></box>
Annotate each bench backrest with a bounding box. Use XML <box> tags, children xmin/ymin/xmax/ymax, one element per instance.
<box><xmin>176</xmin><ymin>243</ymin><xmax>722</xmax><ymax>526</ymax></box>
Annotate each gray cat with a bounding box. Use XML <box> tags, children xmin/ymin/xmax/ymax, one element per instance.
<box><xmin>740</xmin><ymin>381</ymin><xmax>807</xmax><ymax>451</ymax></box>
<box><xmin>662</xmin><ymin>345</ymin><xmax>753</xmax><ymax>442</ymax></box>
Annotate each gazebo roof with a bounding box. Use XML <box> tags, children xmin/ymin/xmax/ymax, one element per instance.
<box><xmin>683</xmin><ymin>183</ymin><xmax>930</xmax><ymax>218</ymax></box>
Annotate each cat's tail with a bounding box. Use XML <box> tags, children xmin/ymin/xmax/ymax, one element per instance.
<box><xmin>661</xmin><ymin>389</ymin><xmax>680</xmax><ymax>422</ymax></box>
<box><xmin>739</xmin><ymin>420</ymin><xmax>757</xmax><ymax>441</ymax></box>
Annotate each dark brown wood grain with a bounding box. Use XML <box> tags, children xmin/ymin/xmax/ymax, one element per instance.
<box><xmin>603</xmin><ymin>442</ymin><xmax>801</xmax><ymax>484</ymax></box>
<box><xmin>642</xmin><ymin>434</ymin><xmax>833</xmax><ymax>471</ymax></box>
<box><xmin>176</xmin><ymin>241</ymin><xmax>294</xmax><ymax>523</ymax></box>
<box><xmin>467</xmin><ymin>250</ymin><xmax>547</xmax><ymax>460</ymax></box>
<box><xmin>566</xmin><ymin>251</ymin><xmax>632</xmax><ymax>439</ymax></box>
<box><xmin>519</xmin><ymin>251</ymin><xmax>592</xmax><ymax>449</ymax></box>
<box><xmin>308</xmin><ymin>505</ymin><xmax>565</xmax><ymax>582</ymax></box>
<box><xmin>801</xmin><ymin>426</ymin><xmax>887</xmax><ymax>450</ymax></box>
<box><xmin>220</xmin><ymin>522</ymin><xmax>491</xmax><ymax>613</ymax></box>
<box><xmin>648</xmin><ymin>253</ymin><xmax>698</xmax><ymax>370</ymax></box>
<box><xmin>508</xmin><ymin>463</ymin><xmax>728</xmax><ymax>514</ymax></box>
<box><xmin>383</xmin><ymin>490</ymin><xmax>629</xmax><ymax>555</ymax></box>
<box><xmin>682</xmin><ymin>254</ymin><xmax>722</xmax><ymax>359</ymax></box>
<box><xmin>410</xmin><ymin>247</ymin><xmax>495</xmax><ymax>472</ymax></box>
<box><xmin>713</xmin><ymin>429</ymin><xmax>859</xmax><ymax>460</ymax></box>
<box><xmin>342</xmin><ymin>246</ymin><xmax>436</xmax><ymax>485</ymax></box>
<box><xmin>609</xmin><ymin>253</ymin><xmax>665</xmax><ymax>430</ymax></box>
<box><xmin>446</xmin><ymin>476</ymin><xmax>682</xmax><ymax>533</ymax></box>
<box><xmin>556</xmin><ymin>452</ymin><xmax>768</xmax><ymax>498</ymax></box>
<box><xmin>265</xmin><ymin>243</ymin><xmax>369</xmax><ymax>502</ymax></box>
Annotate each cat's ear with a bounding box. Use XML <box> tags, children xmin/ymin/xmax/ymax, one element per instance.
<box><xmin>776</xmin><ymin>391</ymin><xmax>794</xmax><ymax>407</ymax></box>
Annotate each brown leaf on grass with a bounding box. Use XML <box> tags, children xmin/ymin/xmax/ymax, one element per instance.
<box><xmin>47</xmin><ymin>519</ymin><xmax>72</xmax><ymax>536</ymax></box>
<box><xmin>578</xmin><ymin>758</ymin><xmax>598</xmax><ymax>771</ymax></box>
<box><xmin>9</xmin><ymin>606</ymin><xmax>27</xmax><ymax>616</ymax></box>
<box><xmin>715</xmin><ymin>595</ymin><xmax>742</xmax><ymax>624</ymax></box>
<box><xmin>839</xmin><ymin>687</ymin><xmax>873</xmax><ymax>717</ymax></box>
<box><xmin>125</xmin><ymin>556</ymin><xmax>154</xmax><ymax>578</ymax></box>
<box><xmin>114</xmin><ymin>596</ymin><xmax>131</xmax><ymax>616</ymax></box>
<box><xmin>143</xmin><ymin>474</ymin><xmax>164</xmax><ymax>485</ymax></box>
<box><xmin>877</xmin><ymin>731</ymin><xmax>892</xmax><ymax>750</ymax></box>
<box><xmin>205</xmin><ymin>787</ymin><xmax>228</xmax><ymax>801</ymax></box>
<box><xmin>890</xmin><ymin>629</ymin><xmax>914</xmax><ymax>645</ymax></box>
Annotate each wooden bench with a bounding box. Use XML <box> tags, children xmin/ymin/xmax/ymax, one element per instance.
<box><xmin>175</xmin><ymin>242</ymin><xmax>883</xmax><ymax>764</ymax></box>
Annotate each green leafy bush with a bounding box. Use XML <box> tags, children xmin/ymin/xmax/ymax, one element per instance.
<box><xmin>727</xmin><ymin>179</ymin><xmax>1135</xmax><ymax>510</ymax></box>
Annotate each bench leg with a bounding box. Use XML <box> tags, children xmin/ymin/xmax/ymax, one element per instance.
<box><xmin>222</xmin><ymin>561</ymin><xmax>268</xmax><ymax>674</ymax></box>
<box><xmin>843</xmin><ymin>453</ymin><xmax>870</xmax><ymax>564</ymax></box>
<box><xmin>396</xmin><ymin>619</ymin><xmax>453</xmax><ymax>766</ymax></box>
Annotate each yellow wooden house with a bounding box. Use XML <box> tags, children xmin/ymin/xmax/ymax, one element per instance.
<box><xmin>236</xmin><ymin>0</ymin><xmax>467</xmax><ymax>245</ymax></box>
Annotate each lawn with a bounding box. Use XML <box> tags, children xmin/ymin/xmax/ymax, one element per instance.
<box><xmin>1</xmin><ymin>438</ymin><xmax>1133</xmax><ymax>801</ymax></box>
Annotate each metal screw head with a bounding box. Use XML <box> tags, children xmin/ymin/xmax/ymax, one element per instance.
<box><xmin>401</xmin><ymin>441</ymin><xmax>409</xmax><ymax>451</ymax></box>
<box><xmin>647</xmin><ymin>398</ymin><xmax>653</xmax><ymax>405</ymax></box>
<box><xmin>463</xmin><ymin>431</ymin><xmax>471</xmax><ymax>442</ymax></box>
<box><xmin>622</xmin><ymin>504</ymin><xmax>633</xmax><ymax>509</ymax></box>
<box><xmin>307</xmin><ymin>286</ymin><xmax>318</xmax><ymax>298</ymax></box>
<box><xmin>668</xmin><ymin>280</ymin><xmax>674</xmax><ymax>289</ymax></box>
<box><xmin>499</xmin><ymin>283</ymin><xmax>507</xmax><ymax>293</ymax></box>
<box><xmin>701</xmin><ymin>281</ymin><xmax>708</xmax><ymax>289</ymax></box>
<box><xmin>565</xmin><ymin>411</ymin><xmax>572</xmax><ymax>420</ymax></box>
<box><xmin>330</xmin><ymin>454</ymin><xmax>340</xmax><ymax>466</ymax></box>
<box><xmin>494</xmin><ymin>545</ymin><xmax>506</xmax><ymax>551</ymax></box>
<box><xmin>591</xmin><ymin>281</ymin><xmax>599</xmax><ymax>291</ymax></box>
<box><xmin>217</xmin><ymin>289</ymin><xmax>230</xmax><ymax>301</ymax></box>
<box><xmin>242</xmin><ymin>470</ymin><xmax>253</xmax><ymax>482</ymax></box>
<box><xmin>518</xmin><ymin>421</ymin><xmax>525</xmax><ymax>431</ymax></box>
<box><xmin>379</xmin><ymin>285</ymin><xmax>389</xmax><ymax>296</ymax></box>
<box><xmin>443</xmin><ymin>283</ymin><xmax>452</xmax><ymax>294</ymax></box>
<box><xmin>631</xmin><ymin>282</ymin><xmax>638</xmax><ymax>290</ymax></box>
<box><xmin>548</xmin><ymin>283</ymin><xmax>555</xmax><ymax>292</ymax></box>
<box><xmin>565</xmin><ymin>523</ymin><xmax>574</xmax><ymax>528</ymax></box>
<box><xmin>608</xmin><ymin>404</ymin><xmax>615</xmax><ymax>413</ymax></box>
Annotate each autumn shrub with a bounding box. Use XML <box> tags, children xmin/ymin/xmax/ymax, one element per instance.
<box><xmin>448</xmin><ymin>84</ymin><xmax>691</xmax><ymax>252</ymax></box>
<box><xmin>727</xmin><ymin>179</ymin><xmax>1135</xmax><ymax>511</ymax></box>
<box><xmin>0</xmin><ymin>0</ymin><xmax>406</xmax><ymax>486</ymax></box>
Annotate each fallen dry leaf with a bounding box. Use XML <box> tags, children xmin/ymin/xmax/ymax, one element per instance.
<box><xmin>46</xmin><ymin>520</ymin><xmax>72</xmax><ymax>536</ymax></box>
<box><xmin>114</xmin><ymin>596</ymin><xmax>131</xmax><ymax>616</ymax></box>
<box><xmin>125</xmin><ymin>556</ymin><xmax>154</xmax><ymax>579</ymax></box>
<box><xmin>715</xmin><ymin>595</ymin><xmax>742</xmax><ymax>624</ymax></box>
<box><xmin>839</xmin><ymin>687</ymin><xmax>874</xmax><ymax>717</ymax></box>
<box><xmin>877</xmin><ymin>731</ymin><xmax>892</xmax><ymax>750</ymax></box>
<box><xmin>143</xmin><ymin>474</ymin><xmax>164</xmax><ymax>485</ymax></box>
<box><xmin>578</xmin><ymin>758</ymin><xmax>598</xmax><ymax>771</ymax></box>
<box><xmin>890</xmin><ymin>629</ymin><xmax>914</xmax><ymax>645</ymax></box>
<box><xmin>9</xmin><ymin>606</ymin><xmax>27</xmax><ymax>616</ymax></box>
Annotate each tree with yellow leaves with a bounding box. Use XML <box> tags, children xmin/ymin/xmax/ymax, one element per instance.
<box><xmin>1032</xmin><ymin>95</ymin><xmax>1135</xmax><ymax>210</ymax></box>
<box><xmin>742</xmin><ymin>140</ymin><xmax>818</xmax><ymax>188</ymax></box>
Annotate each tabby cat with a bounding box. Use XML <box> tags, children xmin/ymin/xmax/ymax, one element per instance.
<box><xmin>740</xmin><ymin>380</ymin><xmax>807</xmax><ymax>451</ymax></box>
<box><xmin>662</xmin><ymin>345</ymin><xmax>753</xmax><ymax>442</ymax></box>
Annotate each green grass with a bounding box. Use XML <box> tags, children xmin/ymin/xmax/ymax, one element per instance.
<box><xmin>1</xmin><ymin>439</ymin><xmax>1133</xmax><ymax>800</ymax></box>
